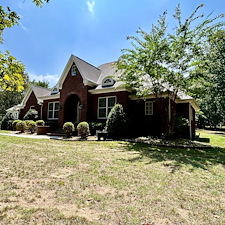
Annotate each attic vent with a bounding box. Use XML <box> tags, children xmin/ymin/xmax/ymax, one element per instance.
<box><xmin>102</xmin><ymin>77</ymin><xmax>115</xmax><ymax>87</ymax></box>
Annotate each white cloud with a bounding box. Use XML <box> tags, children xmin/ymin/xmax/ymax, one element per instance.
<box><xmin>86</xmin><ymin>0</ymin><xmax>95</xmax><ymax>15</ymax></box>
<box><xmin>19</xmin><ymin>22</ymin><xmax>28</xmax><ymax>31</ymax></box>
<box><xmin>29</xmin><ymin>73</ymin><xmax>60</xmax><ymax>88</ymax></box>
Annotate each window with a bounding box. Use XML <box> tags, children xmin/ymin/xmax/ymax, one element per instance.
<box><xmin>145</xmin><ymin>101</ymin><xmax>153</xmax><ymax>115</ymax></box>
<box><xmin>30</xmin><ymin>106</ymin><xmax>35</xmax><ymax>110</ymax></box>
<box><xmin>48</xmin><ymin>102</ymin><xmax>60</xmax><ymax>119</ymax></box>
<box><xmin>102</xmin><ymin>77</ymin><xmax>115</xmax><ymax>87</ymax></box>
<box><xmin>98</xmin><ymin>96</ymin><xmax>116</xmax><ymax>119</ymax></box>
<box><xmin>71</xmin><ymin>65</ymin><xmax>76</xmax><ymax>76</ymax></box>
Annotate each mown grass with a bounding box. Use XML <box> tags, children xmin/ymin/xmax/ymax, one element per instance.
<box><xmin>0</xmin><ymin>134</ymin><xmax>224</xmax><ymax>224</ymax></box>
<box><xmin>198</xmin><ymin>129</ymin><xmax>225</xmax><ymax>148</ymax></box>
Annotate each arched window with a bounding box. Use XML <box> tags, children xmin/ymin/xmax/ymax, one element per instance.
<box><xmin>71</xmin><ymin>65</ymin><xmax>77</xmax><ymax>76</ymax></box>
<box><xmin>102</xmin><ymin>77</ymin><xmax>115</xmax><ymax>87</ymax></box>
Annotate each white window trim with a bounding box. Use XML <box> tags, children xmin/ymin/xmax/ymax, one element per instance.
<box><xmin>48</xmin><ymin>101</ymin><xmax>59</xmax><ymax>120</ymax></box>
<box><xmin>145</xmin><ymin>101</ymin><xmax>153</xmax><ymax>115</ymax></box>
<box><xmin>30</xmin><ymin>105</ymin><xmax>35</xmax><ymax>110</ymax></box>
<box><xmin>98</xmin><ymin>96</ymin><xmax>117</xmax><ymax>119</ymax></box>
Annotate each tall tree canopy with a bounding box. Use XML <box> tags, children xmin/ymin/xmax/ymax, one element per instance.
<box><xmin>193</xmin><ymin>29</ymin><xmax>225</xmax><ymax>128</ymax></box>
<box><xmin>116</xmin><ymin>4</ymin><xmax>225</xmax><ymax>101</ymax></box>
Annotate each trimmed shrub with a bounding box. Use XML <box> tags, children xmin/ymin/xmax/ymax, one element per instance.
<box><xmin>1</xmin><ymin>112</ymin><xmax>15</xmax><ymax>130</ymax></box>
<box><xmin>24</xmin><ymin>109</ymin><xmax>38</xmax><ymax>121</ymax></box>
<box><xmin>89</xmin><ymin>122</ymin><xmax>106</xmax><ymax>135</ymax></box>
<box><xmin>63</xmin><ymin>122</ymin><xmax>75</xmax><ymax>138</ymax></box>
<box><xmin>106</xmin><ymin>104</ymin><xmax>127</xmax><ymax>139</ymax></box>
<box><xmin>16</xmin><ymin>121</ymin><xmax>27</xmax><ymax>133</ymax></box>
<box><xmin>77</xmin><ymin>122</ymin><xmax>90</xmax><ymax>139</ymax></box>
<box><xmin>27</xmin><ymin>121</ymin><xmax>37</xmax><ymax>133</ymax></box>
<box><xmin>12</xmin><ymin>120</ymin><xmax>22</xmax><ymax>131</ymax></box>
<box><xmin>173</xmin><ymin>116</ymin><xmax>189</xmax><ymax>138</ymax></box>
<box><xmin>36</xmin><ymin>120</ymin><xmax>45</xmax><ymax>126</ymax></box>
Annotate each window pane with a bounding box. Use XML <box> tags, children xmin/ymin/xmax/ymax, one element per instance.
<box><xmin>55</xmin><ymin>102</ymin><xmax>59</xmax><ymax>110</ymax></box>
<box><xmin>48</xmin><ymin>111</ymin><xmax>53</xmax><ymax>118</ymax></box>
<box><xmin>99</xmin><ymin>98</ymin><xmax>106</xmax><ymax>107</ymax></box>
<box><xmin>99</xmin><ymin>108</ymin><xmax>106</xmax><ymax>118</ymax></box>
<box><xmin>49</xmin><ymin>103</ymin><xmax>53</xmax><ymax>110</ymax></box>
<box><xmin>108</xmin><ymin>97</ymin><xmax>116</xmax><ymax>107</ymax></box>
<box><xmin>54</xmin><ymin>111</ymin><xmax>59</xmax><ymax>119</ymax></box>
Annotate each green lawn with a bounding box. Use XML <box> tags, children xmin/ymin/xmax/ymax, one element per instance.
<box><xmin>198</xmin><ymin>129</ymin><xmax>225</xmax><ymax>148</ymax></box>
<box><xmin>0</xmin><ymin>134</ymin><xmax>224</xmax><ymax>224</ymax></box>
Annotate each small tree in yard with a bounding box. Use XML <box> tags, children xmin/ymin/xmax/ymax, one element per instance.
<box><xmin>116</xmin><ymin>4</ymin><xmax>225</xmax><ymax>138</ymax></box>
<box><xmin>77</xmin><ymin>122</ymin><xmax>90</xmax><ymax>139</ymax></box>
<box><xmin>24</xmin><ymin>109</ymin><xmax>38</xmax><ymax>121</ymax></box>
<box><xmin>106</xmin><ymin>104</ymin><xmax>126</xmax><ymax>139</ymax></box>
<box><xmin>63</xmin><ymin>122</ymin><xmax>75</xmax><ymax>138</ymax></box>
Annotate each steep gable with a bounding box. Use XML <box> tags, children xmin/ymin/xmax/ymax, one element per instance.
<box><xmin>57</xmin><ymin>55</ymin><xmax>101</xmax><ymax>89</ymax></box>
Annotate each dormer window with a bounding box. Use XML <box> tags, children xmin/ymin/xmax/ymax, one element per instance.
<box><xmin>71</xmin><ymin>65</ymin><xmax>77</xmax><ymax>76</ymax></box>
<box><xmin>102</xmin><ymin>77</ymin><xmax>115</xmax><ymax>87</ymax></box>
<box><xmin>51</xmin><ymin>87</ymin><xmax>59</xmax><ymax>95</ymax></box>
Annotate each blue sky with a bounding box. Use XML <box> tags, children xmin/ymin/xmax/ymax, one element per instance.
<box><xmin>1</xmin><ymin>0</ymin><xmax>225</xmax><ymax>87</ymax></box>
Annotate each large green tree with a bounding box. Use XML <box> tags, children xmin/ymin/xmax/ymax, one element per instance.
<box><xmin>193</xmin><ymin>29</ymin><xmax>225</xmax><ymax>128</ymax></box>
<box><xmin>116</xmin><ymin>4</ymin><xmax>224</xmax><ymax>136</ymax></box>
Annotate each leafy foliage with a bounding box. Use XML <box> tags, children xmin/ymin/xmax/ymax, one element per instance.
<box><xmin>27</xmin><ymin>121</ymin><xmax>37</xmax><ymax>133</ymax></box>
<box><xmin>36</xmin><ymin>120</ymin><xmax>45</xmax><ymax>126</ymax></box>
<box><xmin>106</xmin><ymin>104</ymin><xmax>127</xmax><ymax>139</ymax></box>
<box><xmin>30</xmin><ymin>79</ymin><xmax>49</xmax><ymax>88</ymax></box>
<box><xmin>77</xmin><ymin>122</ymin><xmax>90</xmax><ymax>139</ymax></box>
<box><xmin>0</xmin><ymin>112</ymin><xmax>15</xmax><ymax>130</ymax></box>
<box><xmin>63</xmin><ymin>122</ymin><xmax>75</xmax><ymax>138</ymax></box>
<box><xmin>117</xmin><ymin>4</ymin><xmax>225</xmax><ymax>100</ymax></box>
<box><xmin>12</xmin><ymin>120</ymin><xmax>22</xmax><ymax>131</ymax></box>
<box><xmin>0</xmin><ymin>51</ymin><xmax>26</xmax><ymax>91</ymax></box>
<box><xmin>23</xmin><ymin>109</ymin><xmax>38</xmax><ymax>121</ymax></box>
<box><xmin>0</xmin><ymin>0</ymin><xmax>50</xmax><ymax>92</ymax></box>
<box><xmin>16</xmin><ymin>121</ymin><xmax>27</xmax><ymax>133</ymax></box>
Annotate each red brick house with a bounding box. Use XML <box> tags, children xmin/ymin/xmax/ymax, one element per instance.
<box><xmin>12</xmin><ymin>55</ymin><xmax>199</xmax><ymax>139</ymax></box>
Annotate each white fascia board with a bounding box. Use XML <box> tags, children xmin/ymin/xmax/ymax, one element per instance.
<box><xmin>58</xmin><ymin>55</ymin><xmax>74</xmax><ymax>89</ymax></box>
<box><xmin>20</xmin><ymin>87</ymin><xmax>32</xmax><ymax>107</ymax></box>
<box><xmin>38</xmin><ymin>93</ymin><xmax>60</xmax><ymax>101</ymax></box>
<box><xmin>176</xmin><ymin>99</ymin><xmax>200</xmax><ymax>111</ymax></box>
<box><xmin>89</xmin><ymin>87</ymin><xmax>127</xmax><ymax>94</ymax></box>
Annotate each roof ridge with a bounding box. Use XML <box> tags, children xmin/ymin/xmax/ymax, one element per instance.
<box><xmin>31</xmin><ymin>85</ymin><xmax>51</xmax><ymax>91</ymax></box>
<box><xmin>98</xmin><ymin>61</ymin><xmax>117</xmax><ymax>68</ymax></box>
<box><xmin>73</xmin><ymin>55</ymin><xmax>101</xmax><ymax>71</ymax></box>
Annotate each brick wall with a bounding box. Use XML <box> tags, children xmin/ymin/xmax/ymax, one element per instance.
<box><xmin>58</xmin><ymin>63</ymin><xmax>90</xmax><ymax>127</ymax></box>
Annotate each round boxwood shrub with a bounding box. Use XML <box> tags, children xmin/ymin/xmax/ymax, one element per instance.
<box><xmin>36</xmin><ymin>120</ymin><xmax>45</xmax><ymax>126</ymax></box>
<box><xmin>106</xmin><ymin>104</ymin><xmax>126</xmax><ymax>139</ymax></box>
<box><xmin>27</xmin><ymin>121</ymin><xmax>37</xmax><ymax>134</ymax></box>
<box><xmin>63</xmin><ymin>122</ymin><xmax>75</xmax><ymax>138</ymax></box>
<box><xmin>16</xmin><ymin>121</ymin><xmax>27</xmax><ymax>133</ymax></box>
<box><xmin>23</xmin><ymin>109</ymin><xmax>38</xmax><ymax>121</ymax></box>
<box><xmin>77</xmin><ymin>122</ymin><xmax>90</xmax><ymax>139</ymax></box>
<box><xmin>12</xmin><ymin>120</ymin><xmax>22</xmax><ymax>131</ymax></box>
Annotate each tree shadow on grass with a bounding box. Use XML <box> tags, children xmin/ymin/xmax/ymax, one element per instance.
<box><xmin>122</xmin><ymin>142</ymin><xmax>225</xmax><ymax>172</ymax></box>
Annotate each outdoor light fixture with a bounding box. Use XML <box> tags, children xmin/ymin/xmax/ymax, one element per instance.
<box><xmin>79</xmin><ymin>104</ymin><xmax>84</xmax><ymax>110</ymax></box>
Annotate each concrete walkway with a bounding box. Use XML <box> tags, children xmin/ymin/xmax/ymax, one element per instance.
<box><xmin>0</xmin><ymin>132</ymin><xmax>62</xmax><ymax>140</ymax></box>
